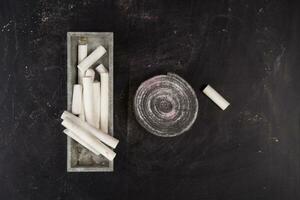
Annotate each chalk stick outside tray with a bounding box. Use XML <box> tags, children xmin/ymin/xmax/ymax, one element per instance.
<box><xmin>202</xmin><ymin>85</ymin><xmax>230</xmax><ymax>110</ymax></box>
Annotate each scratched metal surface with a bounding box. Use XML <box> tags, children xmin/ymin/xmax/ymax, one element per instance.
<box><xmin>0</xmin><ymin>0</ymin><xmax>300</xmax><ymax>199</ymax></box>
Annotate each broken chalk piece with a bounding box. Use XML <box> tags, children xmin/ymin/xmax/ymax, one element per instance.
<box><xmin>203</xmin><ymin>85</ymin><xmax>230</xmax><ymax>110</ymax></box>
<box><xmin>71</xmin><ymin>84</ymin><xmax>83</xmax><ymax>115</ymax></box>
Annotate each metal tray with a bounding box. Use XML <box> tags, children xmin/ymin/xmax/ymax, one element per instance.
<box><xmin>67</xmin><ymin>32</ymin><xmax>114</xmax><ymax>172</ymax></box>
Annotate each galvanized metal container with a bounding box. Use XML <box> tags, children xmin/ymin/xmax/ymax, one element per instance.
<box><xmin>67</xmin><ymin>32</ymin><xmax>114</xmax><ymax>172</ymax></box>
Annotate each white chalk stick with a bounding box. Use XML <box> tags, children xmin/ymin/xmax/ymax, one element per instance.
<box><xmin>78</xmin><ymin>43</ymin><xmax>88</xmax><ymax>83</ymax></box>
<box><xmin>61</xmin><ymin>111</ymin><xmax>119</xmax><ymax>149</ymax></box>
<box><xmin>83</xmin><ymin>76</ymin><xmax>97</xmax><ymax>127</ymax></box>
<box><xmin>95</xmin><ymin>64</ymin><xmax>109</xmax><ymax>134</ymax></box>
<box><xmin>62</xmin><ymin>118</ymin><xmax>116</xmax><ymax>161</ymax></box>
<box><xmin>85</xmin><ymin>69</ymin><xmax>95</xmax><ymax>82</ymax></box>
<box><xmin>78</xmin><ymin>42</ymin><xmax>88</xmax><ymax>121</ymax></box>
<box><xmin>78</xmin><ymin>42</ymin><xmax>88</xmax><ymax>63</ymax></box>
<box><xmin>203</xmin><ymin>85</ymin><xmax>230</xmax><ymax>110</ymax></box>
<box><xmin>93</xmin><ymin>81</ymin><xmax>101</xmax><ymax>129</ymax></box>
<box><xmin>63</xmin><ymin>129</ymin><xmax>99</xmax><ymax>155</ymax></box>
<box><xmin>71</xmin><ymin>84</ymin><xmax>82</xmax><ymax>115</ymax></box>
<box><xmin>77</xmin><ymin>45</ymin><xmax>106</xmax><ymax>73</ymax></box>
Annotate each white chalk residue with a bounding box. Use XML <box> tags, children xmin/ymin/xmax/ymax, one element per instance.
<box><xmin>1</xmin><ymin>20</ymin><xmax>13</xmax><ymax>32</ymax></box>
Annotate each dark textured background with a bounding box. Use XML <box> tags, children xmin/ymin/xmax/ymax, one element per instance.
<box><xmin>0</xmin><ymin>0</ymin><xmax>300</xmax><ymax>199</ymax></box>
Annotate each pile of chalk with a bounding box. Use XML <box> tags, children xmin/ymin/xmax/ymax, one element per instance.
<box><xmin>61</xmin><ymin>39</ymin><xmax>118</xmax><ymax>161</ymax></box>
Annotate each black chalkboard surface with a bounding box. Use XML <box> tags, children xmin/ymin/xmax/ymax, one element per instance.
<box><xmin>0</xmin><ymin>0</ymin><xmax>299</xmax><ymax>199</ymax></box>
